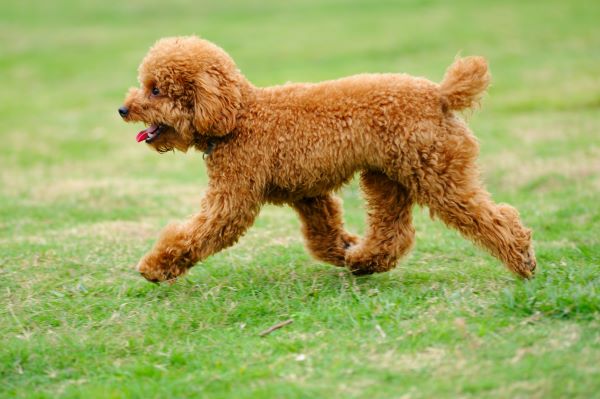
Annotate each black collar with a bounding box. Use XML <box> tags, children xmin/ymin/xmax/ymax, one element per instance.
<box><xmin>203</xmin><ymin>137</ymin><xmax>218</xmax><ymax>160</ymax></box>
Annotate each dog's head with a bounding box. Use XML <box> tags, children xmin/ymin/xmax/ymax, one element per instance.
<box><xmin>119</xmin><ymin>36</ymin><xmax>244</xmax><ymax>152</ymax></box>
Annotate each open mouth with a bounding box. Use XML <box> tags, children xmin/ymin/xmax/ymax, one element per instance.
<box><xmin>136</xmin><ymin>124</ymin><xmax>166</xmax><ymax>143</ymax></box>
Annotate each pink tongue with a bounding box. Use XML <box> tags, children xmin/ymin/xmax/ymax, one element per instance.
<box><xmin>136</xmin><ymin>130</ymin><xmax>149</xmax><ymax>142</ymax></box>
<box><xmin>136</xmin><ymin>125</ymin><xmax>159</xmax><ymax>143</ymax></box>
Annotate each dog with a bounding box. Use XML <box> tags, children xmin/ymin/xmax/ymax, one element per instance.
<box><xmin>119</xmin><ymin>36</ymin><xmax>536</xmax><ymax>283</ymax></box>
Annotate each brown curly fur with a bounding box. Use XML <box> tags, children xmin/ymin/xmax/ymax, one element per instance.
<box><xmin>120</xmin><ymin>36</ymin><xmax>536</xmax><ymax>283</ymax></box>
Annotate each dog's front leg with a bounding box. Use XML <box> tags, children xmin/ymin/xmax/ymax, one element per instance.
<box><xmin>136</xmin><ymin>184</ymin><xmax>262</xmax><ymax>283</ymax></box>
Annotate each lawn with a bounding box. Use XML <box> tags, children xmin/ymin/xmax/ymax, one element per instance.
<box><xmin>1</xmin><ymin>0</ymin><xmax>599</xmax><ymax>397</ymax></box>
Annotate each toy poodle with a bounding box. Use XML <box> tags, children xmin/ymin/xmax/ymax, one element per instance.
<box><xmin>119</xmin><ymin>36</ymin><xmax>536</xmax><ymax>283</ymax></box>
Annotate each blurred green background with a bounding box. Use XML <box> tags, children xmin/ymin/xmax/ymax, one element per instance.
<box><xmin>1</xmin><ymin>0</ymin><xmax>599</xmax><ymax>398</ymax></box>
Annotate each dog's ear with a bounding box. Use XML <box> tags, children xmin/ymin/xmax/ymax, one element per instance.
<box><xmin>193</xmin><ymin>68</ymin><xmax>241</xmax><ymax>136</ymax></box>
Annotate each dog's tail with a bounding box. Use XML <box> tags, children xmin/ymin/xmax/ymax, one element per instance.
<box><xmin>440</xmin><ymin>56</ymin><xmax>490</xmax><ymax>111</ymax></box>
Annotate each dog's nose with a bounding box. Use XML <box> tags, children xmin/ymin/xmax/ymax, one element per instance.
<box><xmin>118</xmin><ymin>106</ymin><xmax>129</xmax><ymax>118</ymax></box>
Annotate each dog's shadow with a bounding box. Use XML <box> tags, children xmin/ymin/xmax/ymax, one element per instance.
<box><xmin>124</xmin><ymin>252</ymin><xmax>510</xmax><ymax>307</ymax></box>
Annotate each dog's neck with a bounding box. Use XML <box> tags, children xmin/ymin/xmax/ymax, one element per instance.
<box><xmin>192</xmin><ymin>83</ymin><xmax>255</xmax><ymax>157</ymax></box>
<box><xmin>203</xmin><ymin>138</ymin><xmax>217</xmax><ymax>158</ymax></box>
<box><xmin>193</xmin><ymin>133</ymin><xmax>223</xmax><ymax>158</ymax></box>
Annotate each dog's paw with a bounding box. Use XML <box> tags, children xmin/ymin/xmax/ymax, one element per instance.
<box><xmin>521</xmin><ymin>244</ymin><xmax>537</xmax><ymax>278</ymax></box>
<box><xmin>508</xmin><ymin>243</ymin><xmax>537</xmax><ymax>279</ymax></box>
<box><xmin>136</xmin><ymin>256</ymin><xmax>162</xmax><ymax>283</ymax></box>
<box><xmin>344</xmin><ymin>246</ymin><xmax>396</xmax><ymax>276</ymax></box>
<box><xmin>136</xmin><ymin>253</ymin><xmax>188</xmax><ymax>284</ymax></box>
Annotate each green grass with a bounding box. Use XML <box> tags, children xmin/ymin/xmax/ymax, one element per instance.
<box><xmin>1</xmin><ymin>0</ymin><xmax>599</xmax><ymax>397</ymax></box>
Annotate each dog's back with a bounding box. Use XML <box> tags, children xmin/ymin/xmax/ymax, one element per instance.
<box><xmin>241</xmin><ymin>61</ymin><xmax>488</xmax><ymax>196</ymax></box>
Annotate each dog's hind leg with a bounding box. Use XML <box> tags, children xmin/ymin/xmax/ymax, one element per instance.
<box><xmin>292</xmin><ymin>194</ymin><xmax>359</xmax><ymax>267</ymax></box>
<box><xmin>416</xmin><ymin>144</ymin><xmax>536</xmax><ymax>278</ymax></box>
<box><xmin>345</xmin><ymin>171</ymin><xmax>415</xmax><ymax>275</ymax></box>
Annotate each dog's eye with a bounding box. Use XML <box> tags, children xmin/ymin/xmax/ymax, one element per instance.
<box><xmin>151</xmin><ymin>87</ymin><xmax>160</xmax><ymax>96</ymax></box>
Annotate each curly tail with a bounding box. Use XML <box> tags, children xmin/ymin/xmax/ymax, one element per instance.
<box><xmin>440</xmin><ymin>56</ymin><xmax>490</xmax><ymax>111</ymax></box>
